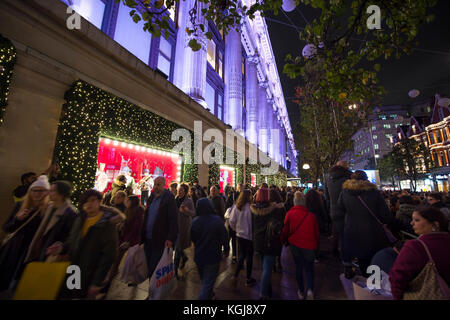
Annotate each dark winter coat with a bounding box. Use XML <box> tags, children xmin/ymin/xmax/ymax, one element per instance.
<box><xmin>250</xmin><ymin>202</ymin><xmax>285</xmax><ymax>256</ymax></box>
<box><xmin>120</xmin><ymin>206</ymin><xmax>144</xmax><ymax>247</ymax></box>
<box><xmin>0</xmin><ymin>203</ymin><xmax>45</xmax><ymax>290</ymax></box>
<box><xmin>396</xmin><ymin>204</ymin><xmax>415</xmax><ymax>234</ymax></box>
<box><xmin>25</xmin><ymin>200</ymin><xmax>78</xmax><ymax>262</ymax></box>
<box><xmin>325</xmin><ymin>165</ymin><xmax>352</xmax><ymax>232</ymax></box>
<box><xmin>141</xmin><ymin>189</ymin><xmax>178</xmax><ymax>251</ymax></box>
<box><xmin>176</xmin><ymin>197</ymin><xmax>195</xmax><ymax>250</ymax></box>
<box><xmin>335</xmin><ymin>179</ymin><xmax>392</xmax><ymax>262</ymax></box>
<box><xmin>191</xmin><ymin>198</ymin><xmax>228</xmax><ymax>266</ymax></box>
<box><xmin>209</xmin><ymin>195</ymin><xmax>226</xmax><ymax>221</ymax></box>
<box><xmin>61</xmin><ymin>206</ymin><xmax>120</xmax><ymax>297</ymax></box>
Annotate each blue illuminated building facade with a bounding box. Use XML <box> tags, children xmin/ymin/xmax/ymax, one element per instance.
<box><xmin>60</xmin><ymin>0</ymin><xmax>297</xmax><ymax>174</ymax></box>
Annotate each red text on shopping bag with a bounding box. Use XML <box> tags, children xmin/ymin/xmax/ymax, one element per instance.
<box><xmin>155</xmin><ymin>262</ymin><xmax>174</xmax><ymax>288</ymax></box>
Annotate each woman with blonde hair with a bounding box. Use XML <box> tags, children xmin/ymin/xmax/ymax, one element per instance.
<box><xmin>0</xmin><ymin>175</ymin><xmax>50</xmax><ymax>295</ymax></box>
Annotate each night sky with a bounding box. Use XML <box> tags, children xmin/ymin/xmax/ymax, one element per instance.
<box><xmin>265</xmin><ymin>0</ymin><xmax>450</xmax><ymax>138</ymax></box>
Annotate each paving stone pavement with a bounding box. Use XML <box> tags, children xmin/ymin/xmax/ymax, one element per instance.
<box><xmin>106</xmin><ymin>235</ymin><xmax>348</xmax><ymax>300</ymax></box>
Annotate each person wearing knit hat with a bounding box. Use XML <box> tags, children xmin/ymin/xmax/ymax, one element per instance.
<box><xmin>29</xmin><ymin>175</ymin><xmax>51</xmax><ymax>191</ymax></box>
<box><xmin>0</xmin><ymin>176</ymin><xmax>50</xmax><ymax>294</ymax></box>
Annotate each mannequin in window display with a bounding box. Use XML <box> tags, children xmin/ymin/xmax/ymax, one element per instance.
<box><xmin>94</xmin><ymin>163</ymin><xmax>108</xmax><ymax>193</ymax></box>
<box><xmin>121</xmin><ymin>167</ymin><xmax>136</xmax><ymax>195</ymax></box>
<box><xmin>139</xmin><ymin>169</ymin><xmax>153</xmax><ymax>206</ymax></box>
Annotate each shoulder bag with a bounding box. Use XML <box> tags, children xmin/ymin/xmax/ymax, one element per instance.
<box><xmin>357</xmin><ymin>196</ymin><xmax>397</xmax><ymax>245</ymax></box>
<box><xmin>403</xmin><ymin>238</ymin><xmax>450</xmax><ymax>300</ymax></box>
<box><xmin>1</xmin><ymin>208</ymin><xmax>42</xmax><ymax>247</ymax></box>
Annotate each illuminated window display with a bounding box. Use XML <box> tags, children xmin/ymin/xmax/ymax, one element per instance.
<box><xmin>96</xmin><ymin>138</ymin><xmax>182</xmax><ymax>193</ymax></box>
<box><xmin>251</xmin><ymin>173</ymin><xmax>257</xmax><ymax>187</ymax></box>
<box><xmin>219</xmin><ymin>166</ymin><xmax>235</xmax><ymax>193</ymax></box>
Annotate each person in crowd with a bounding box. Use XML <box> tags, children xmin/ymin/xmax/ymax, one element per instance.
<box><xmin>47</xmin><ymin>189</ymin><xmax>120</xmax><ymax>299</ymax></box>
<box><xmin>0</xmin><ymin>175</ymin><xmax>50</xmax><ymax>295</ymax></box>
<box><xmin>111</xmin><ymin>190</ymin><xmax>127</xmax><ymax>213</ymax></box>
<box><xmin>12</xmin><ymin>172</ymin><xmax>37</xmax><ymax>203</ymax></box>
<box><xmin>281</xmin><ymin>192</ymin><xmax>320</xmax><ymax>300</ymax></box>
<box><xmin>104</xmin><ymin>194</ymin><xmax>145</xmax><ymax>290</ymax></box>
<box><xmin>270</xmin><ymin>188</ymin><xmax>286</xmax><ymax>273</ymax></box>
<box><xmin>24</xmin><ymin>181</ymin><xmax>78</xmax><ymax>263</ymax></box>
<box><xmin>389</xmin><ymin>207</ymin><xmax>450</xmax><ymax>300</ymax></box>
<box><xmin>174</xmin><ymin>183</ymin><xmax>195</xmax><ymax>279</ymax></box>
<box><xmin>335</xmin><ymin>170</ymin><xmax>392</xmax><ymax>278</ymax></box>
<box><xmin>225</xmin><ymin>183</ymin><xmax>243</xmax><ymax>264</ymax></box>
<box><xmin>426</xmin><ymin>192</ymin><xmax>450</xmax><ymax>219</ymax></box>
<box><xmin>284</xmin><ymin>192</ymin><xmax>294</xmax><ymax>213</ymax></box>
<box><xmin>229</xmin><ymin>189</ymin><xmax>256</xmax><ymax>287</ymax></box>
<box><xmin>279</xmin><ymin>187</ymin><xmax>287</xmax><ymax>203</ymax></box>
<box><xmin>189</xmin><ymin>186</ymin><xmax>199</xmax><ymax>209</ymax></box>
<box><xmin>209</xmin><ymin>186</ymin><xmax>227</xmax><ymax>256</ymax></box>
<box><xmin>396</xmin><ymin>195</ymin><xmax>415</xmax><ymax>235</ymax></box>
<box><xmin>324</xmin><ymin>160</ymin><xmax>352</xmax><ymax>258</ymax></box>
<box><xmin>305</xmin><ymin>189</ymin><xmax>328</xmax><ymax>234</ymax></box>
<box><xmin>43</xmin><ymin>163</ymin><xmax>63</xmax><ymax>183</ymax></box>
<box><xmin>191</xmin><ymin>198</ymin><xmax>228</xmax><ymax>300</ymax></box>
<box><xmin>103</xmin><ymin>175</ymin><xmax>127</xmax><ymax>206</ymax></box>
<box><xmin>250</xmin><ymin>187</ymin><xmax>284</xmax><ymax>300</ymax></box>
<box><xmin>170</xmin><ymin>182</ymin><xmax>178</xmax><ymax>197</ymax></box>
<box><xmin>141</xmin><ymin>176</ymin><xmax>178</xmax><ymax>295</ymax></box>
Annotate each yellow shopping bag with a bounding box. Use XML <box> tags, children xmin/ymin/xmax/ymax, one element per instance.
<box><xmin>14</xmin><ymin>261</ymin><xmax>71</xmax><ymax>300</ymax></box>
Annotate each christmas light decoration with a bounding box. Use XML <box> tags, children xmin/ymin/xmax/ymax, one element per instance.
<box><xmin>0</xmin><ymin>34</ymin><xmax>17</xmax><ymax>127</ymax></box>
<box><xmin>54</xmin><ymin>80</ymin><xmax>199</xmax><ymax>203</ymax></box>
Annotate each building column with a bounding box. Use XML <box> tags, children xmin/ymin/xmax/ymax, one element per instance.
<box><xmin>267</xmin><ymin>98</ymin><xmax>274</xmax><ymax>159</ymax></box>
<box><xmin>245</xmin><ymin>55</ymin><xmax>259</xmax><ymax>146</ymax></box>
<box><xmin>224</xmin><ymin>27</ymin><xmax>242</xmax><ymax>130</ymax></box>
<box><xmin>175</xmin><ymin>0</ymin><xmax>208</xmax><ymax>107</ymax></box>
<box><xmin>258</xmin><ymin>81</ymin><xmax>269</xmax><ymax>153</ymax></box>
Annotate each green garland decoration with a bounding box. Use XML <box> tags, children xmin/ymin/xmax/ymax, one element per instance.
<box><xmin>55</xmin><ymin>80</ymin><xmax>198</xmax><ymax>203</ymax></box>
<box><xmin>0</xmin><ymin>34</ymin><xmax>17</xmax><ymax>127</ymax></box>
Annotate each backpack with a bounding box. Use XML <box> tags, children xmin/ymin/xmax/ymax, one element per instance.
<box><xmin>265</xmin><ymin>217</ymin><xmax>283</xmax><ymax>249</ymax></box>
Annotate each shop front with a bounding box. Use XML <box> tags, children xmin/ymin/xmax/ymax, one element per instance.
<box><xmin>219</xmin><ymin>165</ymin><xmax>235</xmax><ymax>193</ymax></box>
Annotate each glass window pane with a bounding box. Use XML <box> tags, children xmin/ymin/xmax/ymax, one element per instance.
<box><xmin>168</xmin><ymin>6</ymin><xmax>176</xmax><ymax>23</ymax></box>
<box><xmin>159</xmin><ymin>37</ymin><xmax>172</xmax><ymax>59</ymax></box>
<box><xmin>68</xmin><ymin>0</ymin><xmax>105</xmax><ymax>29</ymax></box>
<box><xmin>114</xmin><ymin>2</ymin><xmax>152</xmax><ymax>64</ymax></box>
<box><xmin>218</xmin><ymin>52</ymin><xmax>223</xmax><ymax>79</ymax></box>
<box><xmin>207</xmin><ymin>40</ymin><xmax>216</xmax><ymax>68</ymax></box>
<box><xmin>157</xmin><ymin>55</ymin><xmax>171</xmax><ymax>77</ymax></box>
<box><xmin>205</xmin><ymin>82</ymin><xmax>215</xmax><ymax>112</ymax></box>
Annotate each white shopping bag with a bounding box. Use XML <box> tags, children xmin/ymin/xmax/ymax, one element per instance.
<box><xmin>147</xmin><ymin>247</ymin><xmax>176</xmax><ymax>300</ymax></box>
<box><xmin>121</xmin><ymin>244</ymin><xmax>148</xmax><ymax>284</ymax></box>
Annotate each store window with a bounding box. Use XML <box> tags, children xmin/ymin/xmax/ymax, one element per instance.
<box><xmin>114</xmin><ymin>1</ymin><xmax>152</xmax><ymax>64</ymax></box>
<box><xmin>61</xmin><ymin>0</ymin><xmax>106</xmax><ymax>29</ymax></box>
<box><xmin>220</xmin><ymin>166</ymin><xmax>235</xmax><ymax>193</ymax></box>
<box><xmin>205</xmin><ymin>82</ymin><xmax>215</xmax><ymax>112</ymax></box>
<box><xmin>96</xmin><ymin>138</ymin><xmax>181</xmax><ymax>193</ymax></box>
<box><xmin>207</xmin><ymin>39</ymin><xmax>216</xmax><ymax>68</ymax></box>
<box><xmin>157</xmin><ymin>37</ymin><xmax>173</xmax><ymax>78</ymax></box>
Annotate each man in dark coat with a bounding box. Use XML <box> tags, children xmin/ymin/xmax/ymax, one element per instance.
<box><xmin>141</xmin><ymin>176</ymin><xmax>178</xmax><ymax>288</ymax></box>
<box><xmin>209</xmin><ymin>185</ymin><xmax>227</xmax><ymax>255</ymax></box>
<box><xmin>334</xmin><ymin>171</ymin><xmax>392</xmax><ymax>278</ymax></box>
<box><xmin>324</xmin><ymin>161</ymin><xmax>352</xmax><ymax>257</ymax></box>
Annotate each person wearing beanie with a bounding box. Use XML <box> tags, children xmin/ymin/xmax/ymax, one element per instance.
<box><xmin>25</xmin><ymin>180</ymin><xmax>78</xmax><ymax>263</ymax></box>
<box><xmin>0</xmin><ymin>175</ymin><xmax>50</xmax><ymax>295</ymax></box>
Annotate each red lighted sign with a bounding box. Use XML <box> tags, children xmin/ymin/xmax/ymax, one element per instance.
<box><xmin>219</xmin><ymin>166</ymin><xmax>235</xmax><ymax>194</ymax></box>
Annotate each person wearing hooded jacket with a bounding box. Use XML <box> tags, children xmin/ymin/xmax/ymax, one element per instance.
<box><xmin>191</xmin><ymin>198</ymin><xmax>228</xmax><ymax>300</ymax></box>
<box><xmin>335</xmin><ymin>170</ymin><xmax>392</xmax><ymax>278</ymax></box>
<box><xmin>250</xmin><ymin>187</ymin><xmax>285</xmax><ymax>300</ymax></box>
<box><xmin>324</xmin><ymin>161</ymin><xmax>352</xmax><ymax>257</ymax></box>
<box><xmin>48</xmin><ymin>189</ymin><xmax>122</xmax><ymax>299</ymax></box>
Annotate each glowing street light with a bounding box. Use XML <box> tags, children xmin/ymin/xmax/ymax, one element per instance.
<box><xmin>302</xmin><ymin>163</ymin><xmax>310</xmax><ymax>170</ymax></box>
<box><xmin>348</xmin><ymin>104</ymin><xmax>358</xmax><ymax>110</ymax></box>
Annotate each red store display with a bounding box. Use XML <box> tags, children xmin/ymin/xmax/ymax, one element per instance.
<box><xmin>96</xmin><ymin>138</ymin><xmax>182</xmax><ymax>193</ymax></box>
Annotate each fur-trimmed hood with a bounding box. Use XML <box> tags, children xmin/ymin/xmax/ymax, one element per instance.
<box><xmin>342</xmin><ymin>179</ymin><xmax>378</xmax><ymax>195</ymax></box>
<box><xmin>250</xmin><ymin>202</ymin><xmax>284</xmax><ymax>216</ymax></box>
